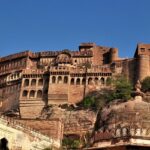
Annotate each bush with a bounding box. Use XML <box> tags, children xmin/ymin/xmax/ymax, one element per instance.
<box><xmin>113</xmin><ymin>76</ymin><xmax>132</xmax><ymax>100</ymax></box>
<box><xmin>82</xmin><ymin>96</ymin><xmax>95</xmax><ymax>108</ymax></box>
<box><xmin>79</xmin><ymin>76</ymin><xmax>132</xmax><ymax>110</ymax></box>
<box><xmin>103</xmin><ymin>76</ymin><xmax>132</xmax><ymax>101</ymax></box>
<box><xmin>62</xmin><ymin>137</ymin><xmax>80</xmax><ymax>149</ymax></box>
<box><xmin>106</xmin><ymin>77</ymin><xmax>113</xmax><ymax>86</ymax></box>
<box><xmin>141</xmin><ymin>76</ymin><xmax>150</xmax><ymax>92</ymax></box>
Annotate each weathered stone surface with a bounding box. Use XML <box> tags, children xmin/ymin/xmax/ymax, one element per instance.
<box><xmin>17</xmin><ymin>118</ymin><xmax>63</xmax><ymax>141</ymax></box>
<box><xmin>0</xmin><ymin>116</ymin><xmax>61</xmax><ymax>150</ymax></box>
<box><xmin>40</xmin><ymin>106</ymin><xmax>97</xmax><ymax>136</ymax></box>
<box><xmin>92</xmin><ymin>96</ymin><xmax>150</xmax><ymax>149</ymax></box>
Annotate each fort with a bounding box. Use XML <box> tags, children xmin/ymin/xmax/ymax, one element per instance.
<box><xmin>0</xmin><ymin>42</ymin><xmax>150</xmax><ymax>118</ymax></box>
<box><xmin>0</xmin><ymin>42</ymin><xmax>150</xmax><ymax>149</ymax></box>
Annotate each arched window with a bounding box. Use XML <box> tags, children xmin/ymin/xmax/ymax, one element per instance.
<box><xmin>88</xmin><ymin>78</ymin><xmax>92</xmax><ymax>85</ymax></box>
<box><xmin>70</xmin><ymin>78</ymin><xmax>74</xmax><ymax>85</ymax></box>
<box><xmin>24</xmin><ymin>79</ymin><xmax>29</xmax><ymax>87</ymax></box>
<box><xmin>31</xmin><ymin>79</ymin><xmax>36</xmax><ymax>86</ymax></box>
<box><xmin>38</xmin><ymin>79</ymin><xmax>43</xmax><ymax>86</ymax></box>
<box><xmin>115</xmin><ymin>128</ymin><xmax>121</xmax><ymax>137</ymax></box>
<box><xmin>52</xmin><ymin>76</ymin><xmax>56</xmax><ymax>83</ymax></box>
<box><xmin>122</xmin><ymin>127</ymin><xmax>128</xmax><ymax>136</ymax></box>
<box><xmin>76</xmin><ymin>78</ymin><xmax>80</xmax><ymax>85</ymax></box>
<box><xmin>100</xmin><ymin>77</ymin><xmax>105</xmax><ymax>85</ymax></box>
<box><xmin>22</xmin><ymin>90</ymin><xmax>28</xmax><ymax>97</ymax></box>
<box><xmin>58</xmin><ymin>76</ymin><xmax>62</xmax><ymax>83</ymax></box>
<box><xmin>37</xmin><ymin>90</ymin><xmax>42</xmax><ymax>98</ymax></box>
<box><xmin>82</xmin><ymin>78</ymin><xmax>86</xmax><ymax>85</ymax></box>
<box><xmin>95</xmin><ymin>77</ymin><xmax>99</xmax><ymax>85</ymax></box>
<box><xmin>64</xmin><ymin>76</ymin><xmax>68</xmax><ymax>84</ymax></box>
<box><xmin>29</xmin><ymin>90</ymin><xmax>35</xmax><ymax>98</ymax></box>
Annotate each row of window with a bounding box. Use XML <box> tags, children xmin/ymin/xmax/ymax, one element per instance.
<box><xmin>24</xmin><ymin>79</ymin><xmax>43</xmax><ymax>87</ymax></box>
<box><xmin>23</xmin><ymin>76</ymin><xmax>110</xmax><ymax>87</ymax></box>
<box><xmin>0</xmin><ymin>59</ymin><xmax>26</xmax><ymax>72</ymax></box>
<box><xmin>7</xmin><ymin>73</ymin><xmax>21</xmax><ymax>81</ymax></box>
<box><xmin>22</xmin><ymin>90</ymin><xmax>42</xmax><ymax>98</ymax></box>
<box><xmin>51</xmin><ymin>76</ymin><xmax>106</xmax><ymax>85</ymax></box>
<box><xmin>3</xmin><ymin>84</ymin><xmax>21</xmax><ymax>94</ymax></box>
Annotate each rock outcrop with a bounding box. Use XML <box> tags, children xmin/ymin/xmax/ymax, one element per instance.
<box><xmin>91</xmin><ymin>95</ymin><xmax>150</xmax><ymax>149</ymax></box>
<box><xmin>40</xmin><ymin>105</ymin><xmax>97</xmax><ymax>137</ymax></box>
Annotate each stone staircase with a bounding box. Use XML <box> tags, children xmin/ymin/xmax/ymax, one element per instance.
<box><xmin>0</xmin><ymin>115</ymin><xmax>61</xmax><ymax>150</ymax></box>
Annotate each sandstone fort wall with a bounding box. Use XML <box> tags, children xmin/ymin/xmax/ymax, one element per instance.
<box><xmin>0</xmin><ymin>42</ymin><xmax>150</xmax><ymax>119</ymax></box>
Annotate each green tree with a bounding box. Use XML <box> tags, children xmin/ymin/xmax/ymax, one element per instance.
<box><xmin>62</xmin><ymin>137</ymin><xmax>80</xmax><ymax>149</ymax></box>
<box><xmin>82</xmin><ymin>96</ymin><xmax>95</xmax><ymax>109</ymax></box>
<box><xmin>106</xmin><ymin>77</ymin><xmax>113</xmax><ymax>86</ymax></box>
<box><xmin>141</xmin><ymin>76</ymin><xmax>150</xmax><ymax>92</ymax></box>
<box><xmin>114</xmin><ymin>76</ymin><xmax>132</xmax><ymax>100</ymax></box>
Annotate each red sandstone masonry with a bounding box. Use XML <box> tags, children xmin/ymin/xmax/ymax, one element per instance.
<box><xmin>0</xmin><ymin>42</ymin><xmax>150</xmax><ymax>118</ymax></box>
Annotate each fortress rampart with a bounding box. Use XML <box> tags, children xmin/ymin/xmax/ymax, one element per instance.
<box><xmin>0</xmin><ymin>42</ymin><xmax>150</xmax><ymax>118</ymax></box>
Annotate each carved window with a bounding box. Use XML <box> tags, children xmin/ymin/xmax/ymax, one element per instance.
<box><xmin>29</xmin><ymin>90</ymin><xmax>35</xmax><ymax>98</ymax></box>
<box><xmin>31</xmin><ymin>79</ymin><xmax>36</xmax><ymax>86</ymax></box>
<box><xmin>52</xmin><ymin>76</ymin><xmax>56</xmax><ymax>83</ymax></box>
<box><xmin>76</xmin><ymin>78</ymin><xmax>80</xmax><ymax>85</ymax></box>
<box><xmin>22</xmin><ymin>90</ymin><xmax>28</xmax><ymax>97</ymax></box>
<box><xmin>70</xmin><ymin>78</ymin><xmax>74</xmax><ymax>85</ymax></box>
<box><xmin>100</xmin><ymin>77</ymin><xmax>105</xmax><ymax>85</ymax></box>
<box><xmin>95</xmin><ymin>77</ymin><xmax>99</xmax><ymax>85</ymax></box>
<box><xmin>64</xmin><ymin>76</ymin><xmax>68</xmax><ymax>84</ymax></box>
<box><xmin>115</xmin><ymin>128</ymin><xmax>121</xmax><ymax>137</ymax></box>
<box><xmin>37</xmin><ymin>90</ymin><xmax>42</xmax><ymax>98</ymax></box>
<box><xmin>38</xmin><ymin>79</ymin><xmax>43</xmax><ymax>86</ymax></box>
<box><xmin>88</xmin><ymin>78</ymin><xmax>92</xmax><ymax>85</ymax></box>
<box><xmin>122</xmin><ymin>128</ymin><xmax>128</xmax><ymax>136</ymax></box>
<box><xmin>24</xmin><ymin>79</ymin><xmax>29</xmax><ymax>87</ymax></box>
<box><xmin>58</xmin><ymin>76</ymin><xmax>62</xmax><ymax>83</ymax></box>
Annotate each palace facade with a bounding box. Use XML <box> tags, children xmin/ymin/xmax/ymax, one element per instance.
<box><xmin>0</xmin><ymin>42</ymin><xmax>150</xmax><ymax>118</ymax></box>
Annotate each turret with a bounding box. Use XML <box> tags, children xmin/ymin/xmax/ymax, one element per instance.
<box><xmin>109</xmin><ymin>48</ymin><xmax>118</xmax><ymax>63</ymax></box>
<box><xmin>138</xmin><ymin>54</ymin><xmax>150</xmax><ymax>81</ymax></box>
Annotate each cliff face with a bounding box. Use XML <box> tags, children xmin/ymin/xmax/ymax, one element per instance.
<box><xmin>40</xmin><ymin>105</ymin><xmax>97</xmax><ymax>137</ymax></box>
<box><xmin>97</xmin><ymin>96</ymin><xmax>150</xmax><ymax>131</ymax></box>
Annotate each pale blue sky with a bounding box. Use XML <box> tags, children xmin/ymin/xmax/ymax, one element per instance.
<box><xmin>0</xmin><ymin>0</ymin><xmax>150</xmax><ymax>58</ymax></box>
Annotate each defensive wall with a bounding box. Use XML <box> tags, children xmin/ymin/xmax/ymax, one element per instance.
<box><xmin>0</xmin><ymin>115</ymin><xmax>62</xmax><ymax>149</ymax></box>
<box><xmin>0</xmin><ymin>42</ymin><xmax>150</xmax><ymax>118</ymax></box>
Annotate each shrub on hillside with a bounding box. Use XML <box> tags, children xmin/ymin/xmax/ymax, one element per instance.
<box><xmin>141</xmin><ymin>76</ymin><xmax>150</xmax><ymax>92</ymax></box>
<box><xmin>101</xmin><ymin>76</ymin><xmax>132</xmax><ymax>101</ymax></box>
<box><xmin>79</xmin><ymin>76</ymin><xmax>132</xmax><ymax>110</ymax></box>
<box><xmin>62</xmin><ymin>137</ymin><xmax>80</xmax><ymax>149</ymax></box>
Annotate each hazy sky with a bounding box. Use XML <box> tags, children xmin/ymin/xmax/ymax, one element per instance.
<box><xmin>0</xmin><ymin>0</ymin><xmax>150</xmax><ymax>58</ymax></box>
